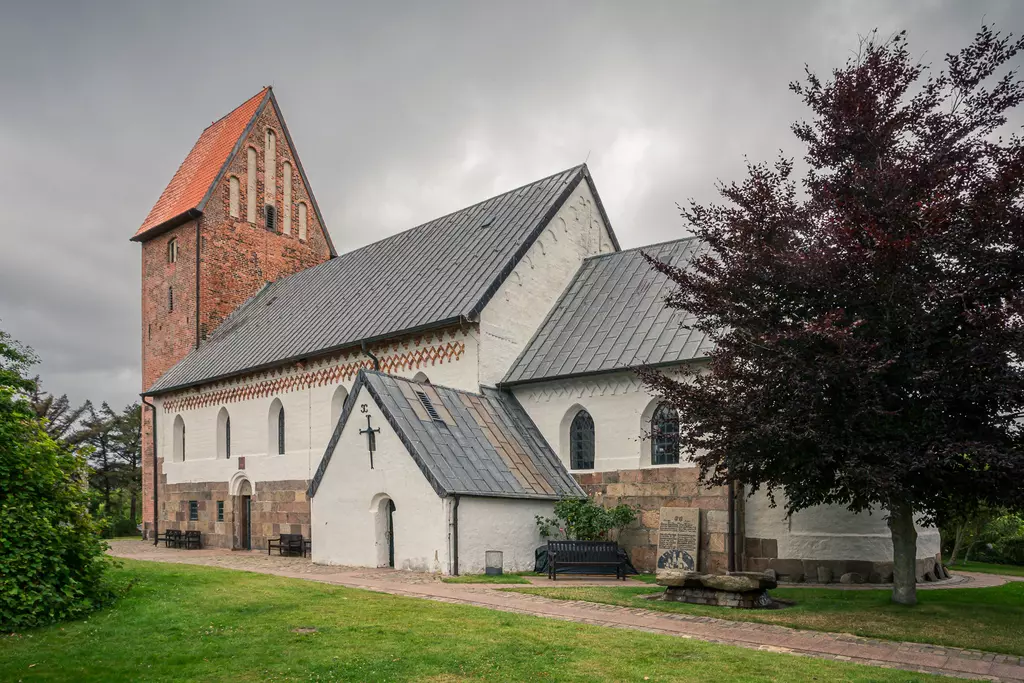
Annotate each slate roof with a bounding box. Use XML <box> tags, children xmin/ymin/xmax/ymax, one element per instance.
<box><xmin>309</xmin><ymin>370</ymin><xmax>584</xmax><ymax>500</ymax></box>
<box><xmin>147</xmin><ymin>164</ymin><xmax>616</xmax><ymax>394</ymax></box>
<box><xmin>502</xmin><ymin>237</ymin><xmax>712</xmax><ymax>384</ymax></box>
<box><xmin>133</xmin><ymin>88</ymin><xmax>269</xmax><ymax>240</ymax></box>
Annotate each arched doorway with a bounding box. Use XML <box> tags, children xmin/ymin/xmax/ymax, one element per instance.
<box><xmin>231</xmin><ymin>475</ymin><xmax>253</xmax><ymax>550</ymax></box>
<box><xmin>373</xmin><ymin>496</ymin><xmax>396</xmax><ymax>568</ymax></box>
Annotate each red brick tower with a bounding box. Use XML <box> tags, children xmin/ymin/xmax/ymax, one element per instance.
<box><xmin>132</xmin><ymin>88</ymin><xmax>334</xmax><ymax>535</ymax></box>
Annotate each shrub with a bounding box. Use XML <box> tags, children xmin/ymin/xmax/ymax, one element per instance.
<box><xmin>0</xmin><ymin>331</ymin><xmax>119</xmax><ymax>630</ymax></box>
<box><xmin>536</xmin><ymin>497</ymin><xmax>638</xmax><ymax>541</ymax></box>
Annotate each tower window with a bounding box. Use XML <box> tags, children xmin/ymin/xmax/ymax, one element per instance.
<box><xmin>167</xmin><ymin>238</ymin><xmax>178</xmax><ymax>263</ymax></box>
<box><xmin>216</xmin><ymin>500</ymin><xmax>224</xmax><ymax>522</ymax></box>
<box><xmin>265</xmin><ymin>204</ymin><xmax>277</xmax><ymax>232</ymax></box>
<box><xmin>168</xmin><ymin>286</ymin><xmax>174</xmax><ymax>312</ymax></box>
<box><xmin>188</xmin><ymin>500</ymin><xmax>198</xmax><ymax>521</ymax></box>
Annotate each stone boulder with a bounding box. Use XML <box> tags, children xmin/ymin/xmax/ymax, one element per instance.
<box><xmin>656</xmin><ymin>569</ymin><xmax>777</xmax><ymax>592</ymax></box>
<box><xmin>839</xmin><ymin>572</ymin><xmax>865</xmax><ymax>584</ymax></box>
<box><xmin>703</xmin><ymin>572</ymin><xmax>778</xmax><ymax>592</ymax></box>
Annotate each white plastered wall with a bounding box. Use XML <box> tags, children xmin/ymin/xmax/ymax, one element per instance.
<box><xmin>310</xmin><ymin>384</ymin><xmax>449</xmax><ymax>571</ymax></box>
<box><xmin>477</xmin><ymin>179</ymin><xmax>616</xmax><ymax>386</ymax></box>
<box><xmin>156</xmin><ymin>327</ymin><xmax>480</xmax><ymax>489</ymax></box>
<box><xmin>512</xmin><ymin>370</ymin><xmax>690</xmax><ymax>473</ymax></box>
<box><xmin>457</xmin><ymin>497</ymin><xmax>554</xmax><ymax>574</ymax></box>
<box><xmin>744</xmin><ymin>489</ymin><xmax>941</xmax><ymax>562</ymax></box>
<box><xmin>513</xmin><ymin>366</ymin><xmax>941</xmax><ymax>566</ymax></box>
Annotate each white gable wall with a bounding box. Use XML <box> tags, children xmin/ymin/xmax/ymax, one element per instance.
<box><xmin>477</xmin><ymin>180</ymin><xmax>616</xmax><ymax>386</ymax></box>
<box><xmin>310</xmin><ymin>384</ymin><xmax>449</xmax><ymax>571</ymax></box>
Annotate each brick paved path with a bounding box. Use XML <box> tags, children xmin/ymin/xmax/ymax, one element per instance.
<box><xmin>109</xmin><ymin>540</ymin><xmax>1024</xmax><ymax>682</ymax></box>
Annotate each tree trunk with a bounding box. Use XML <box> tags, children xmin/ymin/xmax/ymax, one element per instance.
<box><xmin>887</xmin><ymin>503</ymin><xmax>918</xmax><ymax>606</ymax></box>
<box><xmin>948</xmin><ymin>522</ymin><xmax>966</xmax><ymax>566</ymax></box>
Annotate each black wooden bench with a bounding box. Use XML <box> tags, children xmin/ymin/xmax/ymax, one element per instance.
<box><xmin>156</xmin><ymin>529</ymin><xmax>182</xmax><ymax>549</ymax></box>
<box><xmin>268</xmin><ymin>533</ymin><xmax>305</xmax><ymax>557</ymax></box>
<box><xmin>182</xmin><ymin>530</ymin><xmax>201</xmax><ymax>550</ymax></box>
<box><xmin>547</xmin><ymin>540</ymin><xmax>626</xmax><ymax>580</ymax></box>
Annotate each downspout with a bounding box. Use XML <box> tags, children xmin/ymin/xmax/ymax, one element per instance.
<box><xmin>727</xmin><ymin>480</ymin><xmax>736</xmax><ymax>572</ymax></box>
<box><xmin>195</xmin><ymin>218</ymin><xmax>202</xmax><ymax>348</ymax></box>
<box><xmin>141</xmin><ymin>395</ymin><xmax>158</xmax><ymax>545</ymax></box>
<box><xmin>452</xmin><ymin>495</ymin><xmax>460</xmax><ymax>576</ymax></box>
<box><xmin>361</xmin><ymin>340</ymin><xmax>380</xmax><ymax>371</ymax></box>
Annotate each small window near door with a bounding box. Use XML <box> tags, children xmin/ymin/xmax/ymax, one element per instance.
<box><xmin>216</xmin><ymin>500</ymin><xmax>224</xmax><ymax>522</ymax></box>
<box><xmin>188</xmin><ymin>500</ymin><xmax>198</xmax><ymax>521</ymax></box>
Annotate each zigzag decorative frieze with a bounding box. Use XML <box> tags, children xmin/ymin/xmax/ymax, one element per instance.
<box><xmin>162</xmin><ymin>339</ymin><xmax>466</xmax><ymax>413</ymax></box>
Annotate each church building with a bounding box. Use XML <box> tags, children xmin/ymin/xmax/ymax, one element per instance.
<box><xmin>134</xmin><ymin>88</ymin><xmax>942</xmax><ymax>580</ymax></box>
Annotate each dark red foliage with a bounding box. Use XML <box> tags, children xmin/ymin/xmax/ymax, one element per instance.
<box><xmin>639</xmin><ymin>28</ymin><xmax>1024</xmax><ymax>526</ymax></box>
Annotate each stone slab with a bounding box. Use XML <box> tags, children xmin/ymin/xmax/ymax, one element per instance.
<box><xmin>657</xmin><ymin>506</ymin><xmax>699</xmax><ymax>571</ymax></box>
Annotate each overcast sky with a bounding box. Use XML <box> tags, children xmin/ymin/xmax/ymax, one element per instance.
<box><xmin>1</xmin><ymin>0</ymin><xmax>1021</xmax><ymax>411</ymax></box>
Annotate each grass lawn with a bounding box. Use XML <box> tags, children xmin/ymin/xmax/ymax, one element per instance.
<box><xmin>0</xmin><ymin>560</ymin><xmax>950</xmax><ymax>682</ymax></box>
<box><xmin>442</xmin><ymin>572</ymin><xmax>533</xmax><ymax>584</ymax></box>
<box><xmin>506</xmin><ymin>582</ymin><xmax>1024</xmax><ymax>656</ymax></box>
<box><xmin>950</xmin><ymin>560</ymin><xmax>1024</xmax><ymax>578</ymax></box>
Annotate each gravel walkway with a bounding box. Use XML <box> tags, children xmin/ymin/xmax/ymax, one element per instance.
<box><xmin>109</xmin><ymin>540</ymin><xmax>1024</xmax><ymax>682</ymax></box>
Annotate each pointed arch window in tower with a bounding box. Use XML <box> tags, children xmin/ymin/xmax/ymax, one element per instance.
<box><xmin>297</xmin><ymin>202</ymin><xmax>308</xmax><ymax>241</ymax></box>
<box><xmin>167</xmin><ymin>238</ymin><xmax>178</xmax><ymax>263</ymax></box>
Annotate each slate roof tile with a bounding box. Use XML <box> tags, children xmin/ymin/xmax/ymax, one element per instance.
<box><xmin>134</xmin><ymin>88</ymin><xmax>269</xmax><ymax>240</ymax></box>
<box><xmin>309</xmin><ymin>370</ymin><xmax>583</xmax><ymax>500</ymax></box>
<box><xmin>149</xmin><ymin>165</ymin><xmax>613</xmax><ymax>394</ymax></box>
<box><xmin>503</xmin><ymin>237</ymin><xmax>709</xmax><ymax>384</ymax></box>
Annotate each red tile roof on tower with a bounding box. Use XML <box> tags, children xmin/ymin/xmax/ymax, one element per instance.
<box><xmin>132</xmin><ymin>87</ymin><xmax>270</xmax><ymax>241</ymax></box>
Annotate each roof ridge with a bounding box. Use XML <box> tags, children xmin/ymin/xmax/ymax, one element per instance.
<box><xmin>363</xmin><ymin>368</ymin><xmax>484</xmax><ymax>398</ymax></box>
<box><xmin>200</xmin><ymin>87</ymin><xmax>270</xmax><ymax>133</ymax></box>
<box><xmin>226</xmin><ymin>164</ymin><xmax>588</xmax><ymax>295</ymax></box>
<box><xmin>339</xmin><ymin>164</ymin><xmax>586</xmax><ymax>259</ymax></box>
<box><xmin>581</xmin><ymin>235</ymin><xmax>700</xmax><ymax>263</ymax></box>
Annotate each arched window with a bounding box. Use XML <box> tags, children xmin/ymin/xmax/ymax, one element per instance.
<box><xmin>331</xmin><ymin>385</ymin><xmax>349</xmax><ymax>429</ymax></box>
<box><xmin>246</xmin><ymin>147</ymin><xmax>257</xmax><ymax>223</ymax></box>
<box><xmin>297</xmin><ymin>202</ymin><xmax>307</xmax><ymax>241</ymax></box>
<box><xmin>282</xmin><ymin>161</ymin><xmax>292</xmax><ymax>234</ymax></box>
<box><xmin>172</xmin><ymin>415</ymin><xmax>186</xmax><ymax>462</ymax></box>
<box><xmin>229</xmin><ymin>176</ymin><xmax>240</xmax><ymax>218</ymax></box>
<box><xmin>268</xmin><ymin>399</ymin><xmax>285</xmax><ymax>455</ymax></box>
<box><xmin>569</xmin><ymin>410</ymin><xmax>595</xmax><ymax>470</ymax></box>
<box><xmin>651</xmin><ymin>403</ymin><xmax>680</xmax><ymax>465</ymax></box>
<box><xmin>264</xmin><ymin>129</ymin><xmax>276</xmax><ymax>203</ymax></box>
<box><xmin>217</xmin><ymin>407</ymin><xmax>231</xmax><ymax>459</ymax></box>
<box><xmin>167</xmin><ymin>238</ymin><xmax>178</xmax><ymax>263</ymax></box>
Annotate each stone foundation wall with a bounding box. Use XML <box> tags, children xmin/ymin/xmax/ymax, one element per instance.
<box><xmin>573</xmin><ymin>468</ymin><xmax>731</xmax><ymax>573</ymax></box>
<box><xmin>661</xmin><ymin>586</ymin><xmax>771</xmax><ymax>609</ymax></box>
<box><xmin>744</xmin><ymin>542</ymin><xmax>943</xmax><ymax>584</ymax></box>
<box><xmin>158</xmin><ymin>477</ymin><xmax>310</xmax><ymax>551</ymax></box>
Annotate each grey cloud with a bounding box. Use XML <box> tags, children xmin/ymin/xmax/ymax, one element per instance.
<box><xmin>1</xmin><ymin>0</ymin><xmax>1021</xmax><ymax>408</ymax></box>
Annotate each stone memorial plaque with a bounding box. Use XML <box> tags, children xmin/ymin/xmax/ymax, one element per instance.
<box><xmin>657</xmin><ymin>507</ymin><xmax>700</xmax><ymax>571</ymax></box>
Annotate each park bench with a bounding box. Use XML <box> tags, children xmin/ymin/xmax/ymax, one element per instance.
<box><xmin>156</xmin><ymin>529</ymin><xmax>183</xmax><ymax>549</ymax></box>
<box><xmin>182</xmin><ymin>530</ymin><xmax>202</xmax><ymax>550</ymax></box>
<box><xmin>268</xmin><ymin>533</ymin><xmax>305</xmax><ymax>557</ymax></box>
<box><xmin>547</xmin><ymin>540</ymin><xmax>626</xmax><ymax>580</ymax></box>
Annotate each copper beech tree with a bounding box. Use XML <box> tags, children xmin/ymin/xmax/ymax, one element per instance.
<box><xmin>640</xmin><ymin>27</ymin><xmax>1024</xmax><ymax>605</ymax></box>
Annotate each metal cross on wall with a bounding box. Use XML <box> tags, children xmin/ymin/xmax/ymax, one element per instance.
<box><xmin>359</xmin><ymin>404</ymin><xmax>380</xmax><ymax>469</ymax></box>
